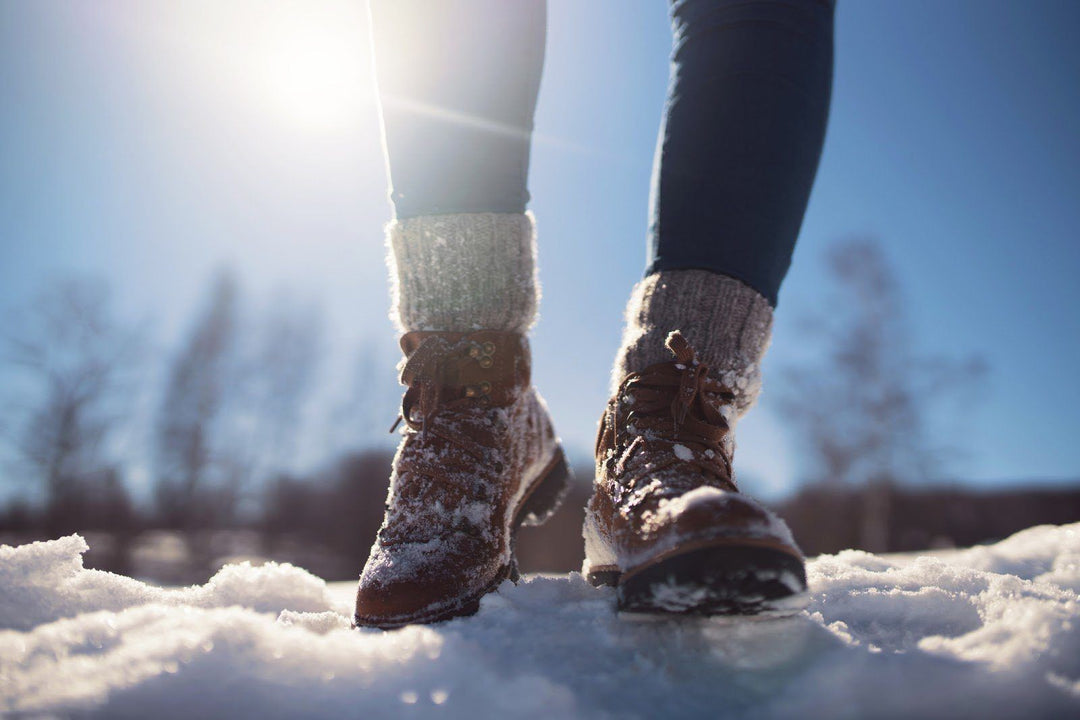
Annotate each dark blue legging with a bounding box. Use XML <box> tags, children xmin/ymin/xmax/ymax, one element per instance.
<box><xmin>370</xmin><ymin>0</ymin><xmax>835</xmax><ymax>306</ymax></box>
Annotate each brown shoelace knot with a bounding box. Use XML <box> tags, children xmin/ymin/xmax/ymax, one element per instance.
<box><xmin>389</xmin><ymin>335</ymin><xmax>496</xmax><ymax>462</ymax></box>
<box><xmin>609</xmin><ymin>331</ymin><xmax>737</xmax><ymax>492</ymax></box>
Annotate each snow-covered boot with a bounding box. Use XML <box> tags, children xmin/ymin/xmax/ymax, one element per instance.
<box><xmin>355</xmin><ymin>213</ymin><xmax>568</xmax><ymax>628</ymax></box>
<box><xmin>354</xmin><ymin>330</ymin><xmax>568</xmax><ymax>628</ymax></box>
<box><xmin>585</xmin><ymin>331</ymin><xmax>805</xmax><ymax>615</ymax></box>
<box><xmin>586</xmin><ymin>270</ymin><xmax>806</xmax><ymax>615</ymax></box>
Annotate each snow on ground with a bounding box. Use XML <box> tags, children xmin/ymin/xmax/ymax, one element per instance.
<box><xmin>2</xmin><ymin>525</ymin><xmax>1079</xmax><ymax>719</ymax></box>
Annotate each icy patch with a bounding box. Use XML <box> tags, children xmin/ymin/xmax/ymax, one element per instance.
<box><xmin>3</xmin><ymin>526</ymin><xmax>1080</xmax><ymax>717</ymax></box>
<box><xmin>672</xmin><ymin>443</ymin><xmax>694</xmax><ymax>461</ymax></box>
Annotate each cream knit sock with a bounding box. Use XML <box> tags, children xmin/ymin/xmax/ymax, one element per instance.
<box><xmin>387</xmin><ymin>212</ymin><xmax>539</xmax><ymax>333</ymax></box>
<box><xmin>612</xmin><ymin>269</ymin><xmax>773</xmax><ymax>416</ymax></box>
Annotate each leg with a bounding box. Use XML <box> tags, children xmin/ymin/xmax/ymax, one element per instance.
<box><xmin>372</xmin><ymin>0</ymin><xmax>546</xmax><ymax>334</ymax></box>
<box><xmin>588</xmin><ymin>0</ymin><xmax>835</xmax><ymax>615</ymax></box>
<box><xmin>616</xmin><ymin>0</ymin><xmax>835</xmax><ymax>409</ymax></box>
<box><xmin>356</xmin><ymin>0</ymin><xmax>569</xmax><ymax>629</ymax></box>
<box><xmin>371</xmin><ymin>0</ymin><xmax>545</xmax><ymax>220</ymax></box>
<box><xmin>651</xmin><ymin>0</ymin><xmax>835</xmax><ymax>305</ymax></box>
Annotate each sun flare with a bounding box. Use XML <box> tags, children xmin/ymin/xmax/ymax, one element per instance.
<box><xmin>247</xmin><ymin>5</ymin><xmax>370</xmax><ymax>131</ymax></box>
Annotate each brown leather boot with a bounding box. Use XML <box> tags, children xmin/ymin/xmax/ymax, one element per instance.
<box><xmin>584</xmin><ymin>331</ymin><xmax>807</xmax><ymax>616</ymax></box>
<box><xmin>354</xmin><ymin>330</ymin><xmax>569</xmax><ymax>629</ymax></box>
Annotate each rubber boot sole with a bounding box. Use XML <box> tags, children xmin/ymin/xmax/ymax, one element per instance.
<box><xmin>588</xmin><ymin>543</ymin><xmax>808</xmax><ymax>617</ymax></box>
<box><xmin>354</xmin><ymin>447</ymin><xmax>572</xmax><ymax>629</ymax></box>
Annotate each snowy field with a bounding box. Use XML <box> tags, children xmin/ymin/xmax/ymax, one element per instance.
<box><xmin>2</xmin><ymin>525</ymin><xmax>1079</xmax><ymax>719</ymax></box>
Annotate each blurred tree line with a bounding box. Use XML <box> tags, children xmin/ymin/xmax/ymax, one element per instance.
<box><xmin>1</xmin><ymin>272</ymin><xmax>325</xmax><ymax>531</ymax></box>
<box><xmin>0</xmin><ymin>268</ymin><xmax>394</xmax><ymax>579</ymax></box>
<box><xmin>776</xmin><ymin>238</ymin><xmax>989</xmax><ymax>552</ymax></box>
<box><xmin>0</xmin><ymin>242</ymin><xmax>1076</xmax><ymax>583</ymax></box>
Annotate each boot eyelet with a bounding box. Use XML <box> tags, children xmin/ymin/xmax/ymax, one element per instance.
<box><xmin>479</xmin><ymin>356</ymin><xmax>493</xmax><ymax>368</ymax></box>
<box><xmin>482</xmin><ymin>341</ymin><xmax>496</xmax><ymax>355</ymax></box>
<box><xmin>480</xmin><ymin>381</ymin><xmax>492</xmax><ymax>394</ymax></box>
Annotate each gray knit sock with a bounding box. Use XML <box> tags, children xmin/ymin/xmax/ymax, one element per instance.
<box><xmin>612</xmin><ymin>269</ymin><xmax>774</xmax><ymax>416</ymax></box>
<box><xmin>387</xmin><ymin>212</ymin><xmax>539</xmax><ymax>333</ymax></box>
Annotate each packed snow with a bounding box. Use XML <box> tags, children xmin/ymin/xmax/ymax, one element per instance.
<box><xmin>2</xmin><ymin>525</ymin><xmax>1079</xmax><ymax>718</ymax></box>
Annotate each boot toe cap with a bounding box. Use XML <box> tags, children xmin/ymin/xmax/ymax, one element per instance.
<box><xmin>354</xmin><ymin>543</ymin><xmax>501</xmax><ymax>628</ymax></box>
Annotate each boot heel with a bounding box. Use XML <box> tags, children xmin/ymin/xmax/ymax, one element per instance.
<box><xmin>516</xmin><ymin>447</ymin><xmax>572</xmax><ymax>528</ymax></box>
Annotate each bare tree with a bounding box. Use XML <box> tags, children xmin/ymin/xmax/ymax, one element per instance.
<box><xmin>778</xmin><ymin>239</ymin><xmax>984</xmax><ymax>551</ymax></box>
<box><xmin>153</xmin><ymin>270</ymin><xmax>239</xmax><ymax>529</ymax></box>
<box><xmin>231</xmin><ymin>291</ymin><xmax>323</xmax><ymax>495</ymax></box>
<box><xmin>3</xmin><ymin>276</ymin><xmax>142</xmax><ymax>535</ymax></box>
<box><xmin>154</xmin><ymin>272</ymin><xmax>326</xmax><ymax>528</ymax></box>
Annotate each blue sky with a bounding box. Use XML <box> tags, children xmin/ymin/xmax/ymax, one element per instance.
<box><xmin>1</xmin><ymin>0</ymin><xmax>1078</xmax><ymax>500</ymax></box>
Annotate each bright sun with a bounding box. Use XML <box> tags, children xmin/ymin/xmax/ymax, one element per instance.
<box><xmin>246</xmin><ymin>4</ymin><xmax>369</xmax><ymax>131</ymax></box>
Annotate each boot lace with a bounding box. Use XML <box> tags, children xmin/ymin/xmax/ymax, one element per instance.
<box><xmin>610</xmin><ymin>331</ymin><xmax>737</xmax><ymax>495</ymax></box>
<box><xmin>379</xmin><ymin>336</ymin><xmax>504</xmax><ymax>544</ymax></box>
<box><xmin>388</xmin><ymin>335</ymin><xmax>495</xmax><ymax>462</ymax></box>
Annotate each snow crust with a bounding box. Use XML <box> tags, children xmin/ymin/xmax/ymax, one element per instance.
<box><xmin>3</xmin><ymin>525</ymin><xmax>1080</xmax><ymax>718</ymax></box>
<box><xmin>655</xmin><ymin>486</ymin><xmax>797</xmax><ymax>550</ymax></box>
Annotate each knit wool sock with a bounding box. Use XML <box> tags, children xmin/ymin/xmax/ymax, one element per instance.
<box><xmin>387</xmin><ymin>212</ymin><xmax>539</xmax><ymax>333</ymax></box>
<box><xmin>612</xmin><ymin>269</ymin><xmax>774</xmax><ymax>416</ymax></box>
